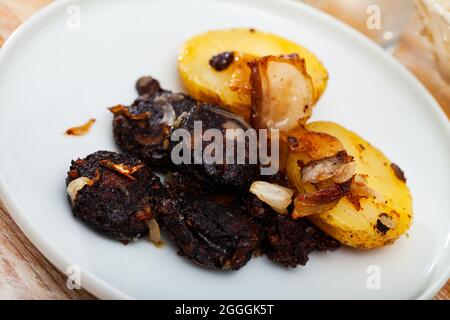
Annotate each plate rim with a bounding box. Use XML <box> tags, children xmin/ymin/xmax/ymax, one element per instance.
<box><xmin>0</xmin><ymin>0</ymin><xmax>448</xmax><ymax>300</ymax></box>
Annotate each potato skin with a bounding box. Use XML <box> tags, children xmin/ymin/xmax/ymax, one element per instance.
<box><xmin>178</xmin><ymin>28</ymin><xmax>328</xmax><ymax>120</ymax></box>
<box><xmin>305</xmin><ymin>122</ymin><xmax>413</xmax><ymax>249</ymax></box>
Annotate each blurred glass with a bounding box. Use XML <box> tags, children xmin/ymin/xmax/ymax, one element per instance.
<box><xmin>302</xmin><ymin>0</ymin><xmax>414</xmax><ymax>48</ymax></box>
<box><xmin>415</xmin><ymin>0</ymin><xmax>450</xmax><ymax>81</ymax></box>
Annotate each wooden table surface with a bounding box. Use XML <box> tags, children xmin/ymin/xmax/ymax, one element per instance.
<box><xmin>0</xmin><ymin>0</ymin><xmax>448</xmax><ymax>300</ymax></box>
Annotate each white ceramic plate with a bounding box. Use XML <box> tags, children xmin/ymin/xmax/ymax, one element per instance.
<box><xmin>0</xmin><ymin>0</ymin><xmax>449</xmax><ymax>300</ymax></box>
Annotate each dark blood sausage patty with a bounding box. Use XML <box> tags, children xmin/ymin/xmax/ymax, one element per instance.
<box><xmin>111</xmin><ymin>76</ymin><xmax>197</xmax><ymax>168</ymax></box>
<box><xmin>158</xmin><ymin>171</ymin><xmax>261</xmax><ymax>270</ymax></box>
<box><xmin>66</xmin><ymin>151</ymin><xmax>163</xmax><ymax>242</ymax></box>
<box><xmin>245</xmin><ymin>196</ymin><xmax>340</xmax><ymax>268</ymax></box>
<box><xmin>173</xmin><ymin>104</ymin><xmax>260</xmax><ymax>188</ymax></box>
<box><xmin>264</xmin><ymin>215</ymin><xmax>340</xmax><ymax>267</ymax></box>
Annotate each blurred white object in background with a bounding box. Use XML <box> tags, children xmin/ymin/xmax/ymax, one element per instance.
<box><xmin>302</xmin><ymin>0</ymin><xmax>414</xmax><ymax>48</ymax></box>
<box><xmin>415</xmin><ymin>0</ymin><xmax>450</xmax><ymax>81</ymax></box>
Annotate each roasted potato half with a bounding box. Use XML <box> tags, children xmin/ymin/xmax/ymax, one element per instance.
<box><xmin>178</xmin><ymin>28</ymin><xmax>328</xmax><ymax>120</ymax></box>
<box><xmin>291</xmin><ymin>122</ymin><xmax>413</xmax><ymax>249</ymax></box>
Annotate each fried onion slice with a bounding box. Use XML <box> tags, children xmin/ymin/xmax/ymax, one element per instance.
<box><xmin>250</xmin><ymin>181</ymin><xmax>295</xmax><ymax>214</ymax></box>
<box><xmin>347</xmin><ymin>174</ymin><xmax>384</xmax><ymax>210</ymax></box>
<box><xmin>292</xmin><ymin>179</ymin><xmax>352</xmax><ymax>219</ymax></box>
<box><xmin>109</xmin><ymin>104</ymin><xmax>150</xmax><ymax>120</ymax></box>
<box><xmin>249</xmin><ymin>54</ymin><xmax>314</xmax><ymax>131</ymax></box>
<box><xmin>301</xmin><ymin>151</ymin><xmax>356</xmax><ymax>184</ymax></box>
<box><xmin>65</xmin><ymin>118</ymin><xmax>96</xmax><ymax>136</ymax></box>
<box><xmin>146</xmin><ymin>218</ymin><xmax>162</xmax><ymax>246</ymax></box>
<box><xmin>99</xmin><ymin>160</ymin><xmax>145</xmax><ymax>180</ymax></box>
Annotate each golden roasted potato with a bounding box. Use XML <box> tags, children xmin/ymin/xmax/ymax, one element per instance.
<box><xmin>303</xmin><ymin>121</ymin><xmax>413</xmax><ymax>249</ymax></box>
<box><xmin>178</xmin><ymin>28</ymin><xmax>328</xmax><ymax>120</ymax></box>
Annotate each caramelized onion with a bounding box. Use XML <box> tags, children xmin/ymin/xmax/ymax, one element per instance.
<box><xmin>99</xmin><ymin>160</ymin><xmax>144</xmax><ymax>180</ymax></box>
<box><xmin>286</xmin><ymin>153</ymin><xmax>315</xmax><ymax>194</ymax></box>
<box><xmin>67</xmin><ymin>177</ymin><xmax>93</xmax><ymax>203</ymax></box>
<box><xmin>378</xmin><ymin>213</ymin><xmax>397</xmax><ymax>231</ymax></box>
<box><xmin>292</xmin><ymin>180</ymin><xmax>352</xmax><ymax>219</ymax></box>
<box><xmin>108</xmin><ymin>104</ymin><xmax>150</xmax><ymax>120</ymax></box>
<box><xmin>154</xmin><ymin>95</ymin><xmax>177</xmax><ymax>126</ymax></box>
<box><xmin>250</xmin><ymin>181</ymin><xmax>294</xmax><ymax>214</ymax></box>
<box><xmin>347</xmin><ymin>174</ymin><xmax>383</xmax><ymax>210</ymax></box>
<box><xmin>301</xmin><ymin>151</ymin><xmax>356</xmax><ymax>184</ymax></box>
<box><xmin>229</xmin><ymin>53</ymin><xmax>255</xmax><ymax>93</ymax></box>
<box><xmin>65</xmin><ymin>118</ymin><xmax>96</xmax><ymax>136</ymax></box>
<box><xmin>146</xmin><ymin>218</ymin><xmax>162</xmax><ymax>245</ymax></box>
<box><xmin>249</xmin><ymin>55</ymin><xmax>314</xmax><ymax>131</ymax></box>
<box><xmin>284</xmin><ymin>127</ymin><xmax>355</xmax><ymax>218</ymax></box>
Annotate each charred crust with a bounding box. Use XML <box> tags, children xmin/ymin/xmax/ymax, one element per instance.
<box><xmin>68</xmin><ymin>169</ymin><xmax>79</xmax><ymax>179</ymax></box>
<box><xmin>347</xmin><ymin>193</ymin><xmax>363</xmax><ymax>211</ymax></box>
<box><xmin>375</xmin><ymin>213</ymin><xmax>391</xmax><ymax>235</ymax></box>
<box><xmin>209</xmin><ymin>51</ymin><xmax>235</xmax><ymax>71</ymax></box>
<box><xmin>391</xmin><ymin>163</ymin><xmax>406</xmax><ymax>182</ymax></box>
<box><xmin>282</xmin><ymin>53</ymin><xmax>300</xmax><ymax>59</ymax></box>
<box><xmin>248</xmin><ymin>59</ymin><xmax>264</xmax><ymax>127</ymax></box>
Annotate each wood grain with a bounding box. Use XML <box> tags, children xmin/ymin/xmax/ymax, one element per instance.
<box><xmin>0</xmin><ymin>201</ymin><xmax>94</xmax><ymax>299</ymax></box>
<box><xmin>0</xmin><ymin>0</ymin><xmax>94</xmax><ymax>300</ymax></box>
<box><xmin>0</xmin><ymin>0</ymin><xmax>448</xmax><ymax>300</ymax></box>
